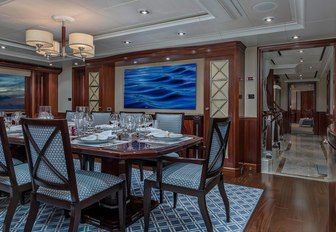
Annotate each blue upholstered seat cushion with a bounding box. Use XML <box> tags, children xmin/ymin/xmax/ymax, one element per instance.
<box><xmin>146</xmin><ymin>163</ymin><xmax>203</xmax><ymax>189</ymax></box>
<box><xmin>0</xmin><ymin>163</ymin><xmax>31</xmax><ymax>186</ymax></box>
<box><xmin>12</xmin><ymin>158</ymin><xmax>23</xmax><ymax>166</ymax></box>
<box><xmin>162</xmin><ymin>152</ymin><xmax>179</xmax><ymax>158</ymax></box>
<box><xmin>37</xmin><ymin>170</ymin><xmax>123</xmax><ymax>202</ymax></box>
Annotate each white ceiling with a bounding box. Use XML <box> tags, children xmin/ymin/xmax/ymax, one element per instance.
<box><xmin>0</xmin><ymin>0</ymin><xmax>335</xmax><ymax>67</ymax></box>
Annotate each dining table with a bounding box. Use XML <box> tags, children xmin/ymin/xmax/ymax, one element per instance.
<box><xmin>7</xmin><ymin>128</ymin><xmax>203</xmax><ymax>231</ymax></box>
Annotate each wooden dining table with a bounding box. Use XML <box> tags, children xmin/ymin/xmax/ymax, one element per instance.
<box><xmin>8</xmin><ymin>132</ymin><xmax>203</xmax><ymax>231</ymax></box>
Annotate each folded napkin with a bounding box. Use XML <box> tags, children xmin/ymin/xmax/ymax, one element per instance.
<box><xmin>95</xmin><ymin>124</ymin><xmax>114</xmax><ymax>130</ymax></box>
<box><xmin>138</xmin><ymin>127</ymin><xmax>164</xmax><ymax>133</ymax></box>
<box><xmin>148</xmin><ymin>131</ymin><xmax>182</xmax><ymax>138</ymax></box>
<box><xmin>7</xmin><ymin>125</ymin><xmax>22</xmax><ymax>133</ymax></box>
<box><xmin>67</xmin><ymin>121</ymin><xmax>75</xmax><ymax>127</ymax></box>
<box><xmin>81</xmin><ymin>131</ymin><xmax>116</xmax><ymax>141</ymax></box>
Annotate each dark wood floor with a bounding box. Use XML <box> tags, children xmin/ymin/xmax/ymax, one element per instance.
<box><xmin>225</xmin><ymin>172</ymin><xmax>330</xmax><ymax>232</ymax></box>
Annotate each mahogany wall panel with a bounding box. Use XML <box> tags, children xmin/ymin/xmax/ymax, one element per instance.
<box><xmin>239</xmin><ymin>117</ymin><xmax>260</xmax><ymax>172</ymax></box>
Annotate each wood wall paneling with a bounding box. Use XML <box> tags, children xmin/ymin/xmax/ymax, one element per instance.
<box><xmin>82</xmin><ymin>41</ymin><xmax>246</xmax><ymax>177</ymax></box>
<box><xmin>239</xmin><ymin>117</ymin><xmax>260</xmax><ymax>172</ymax></box>
<box><xmin>72</xmin><ymin>67</ymin><xmax>87</xmax><ymax>109</ymax></box>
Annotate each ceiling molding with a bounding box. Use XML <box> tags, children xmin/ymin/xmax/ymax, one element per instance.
<box><xmin>95</xmin><ymin>13</ymin><xmax>214</xmax><ymax>41</ymax></box>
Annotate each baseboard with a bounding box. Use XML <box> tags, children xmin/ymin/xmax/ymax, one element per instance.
<box><xmin>222</xmin><ymin>166</ymin><xmax>242</xmax><ymax>177</ymax></box>
<box><xmin>240</xmin><ymin>163</ymin><xmax>261</xmax><ymax>173</ymax></box>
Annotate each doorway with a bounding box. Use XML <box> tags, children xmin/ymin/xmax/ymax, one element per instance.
<box><xmin>258</xmin><ymin>41</ymin><xmax>335</xmax><ymax>181</ymax></box>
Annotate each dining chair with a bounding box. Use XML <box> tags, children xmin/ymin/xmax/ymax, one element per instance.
<box><xmin>143</xmin><ymin>117</ymin><xmax>231</xmax><ymax>232</ymax></box>
<box><xmin>65</xmin><ymin>110</ymin><xmax>76</xmax><ymax>121</ymax></box>
<box><xmin>21</xmin><ymin>118</ymin><xmax>126</xmax><ymax>232</ymax></box>
<box><xmin>0</xmin><ymin>116</ymin><xmax>32</xmax><ymax>232</ymax></box>
<box><xmin>91</xmin><ymin>111</ymin><xmax>112</xmax><ymax>126</ymax></box>
<box><xmin>128</xmin><ymin>112</ymin><xmax>184</xmax><ymax>203</ymax></box>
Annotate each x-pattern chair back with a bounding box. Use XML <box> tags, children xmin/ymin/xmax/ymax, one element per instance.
<box><xmin>205</xmin><ymin>117</ymin><xmax>230</xmax><ymax>177</ymax></box>
<box><xmin>0</xmin><ymin>117</ymin><xmax>19</xmax><ymax>186</ymax></box>
<box><xmin>0</xmin><ymin>116</ymin><xmax>31</xmax><ymax>232</ymax></box>
<box><xmin>22</xmin><ymin>119</ymin><xmax>79</xmax><ymax>202</ymax></box>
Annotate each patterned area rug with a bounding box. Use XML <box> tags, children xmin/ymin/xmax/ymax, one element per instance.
<box><xmin>0</xmin><ymin>169</ymin><xmax>263</xmax><ymax>232</ymax></box>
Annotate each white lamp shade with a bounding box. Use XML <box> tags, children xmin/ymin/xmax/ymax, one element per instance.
<box><xmin>26</xmin><ymin>29</ymin><xmax>53</xmax><ymax>48</ymax></box>
<box><xmin>36</xmin><ymin>40</ymin><xmax>60</xmax><ymax>56</ymax></box>
<box><xmin>73</xmin><ymin>45</ymin><xmax>95</xmax><ymax>58</ymax></box>
<box><xmin>69</xmin><ymin>33</ymin><xmax>94</xmax><ymax>51</ymax></box>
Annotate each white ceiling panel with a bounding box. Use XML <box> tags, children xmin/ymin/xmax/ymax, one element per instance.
<box><xmin>0</xmin><ymin>0</ymin><xmax>334</xmax><ymax>67</ymax></box>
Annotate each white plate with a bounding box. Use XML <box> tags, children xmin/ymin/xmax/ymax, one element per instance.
<box><xmin>78</xmin><ymin>138</ymin><xmax>110</xmax><ymax>144</ymax></box>
<box><xmin>151</xmin><ymin>133</ymin><xmax>183</xmax><ymax>142</ymax></box>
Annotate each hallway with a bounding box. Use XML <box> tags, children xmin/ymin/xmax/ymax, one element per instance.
<box><xmin>262</xmin><ymin>133</ymin><xmax>334</xmax><ymax>182</ymax></box>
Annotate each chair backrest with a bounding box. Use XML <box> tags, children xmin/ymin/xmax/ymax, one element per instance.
<box><xmin>65</xmin><ymin>110</ymin><xmax>75</xmax><ymax>121</ymax></box>
<box><xmin>91</xmin><ymin>111</ymin><xmax>111</xmax><ymax>126</ymax></box>
<box><xmin>21</xmin><ymin>118</ymin><xmax>79</xmax><ymax>202</ymax></box>
<box><xmin>119</xmin><ymin>111</ymin><xmax>144</xmax><ymax>118</ymax></box>
<box><xmin>205</xmin><ymin>117</ymin><xmax>231</xmax><ymax>177</ymax></box>
<box><xmin>0</xmin><ymin>117</ymin><xmax>18</xmax><ymax>186</ymax></box>
<box><xmin>155</xmin><ymin>112</ymin><xmax>184</xmax><ymax>133</ymax></box>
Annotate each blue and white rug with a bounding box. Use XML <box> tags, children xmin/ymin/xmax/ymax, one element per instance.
<box><xmin>0</xmin><ymin>169</ymin><xmax>263</xmax><ymax>231</ymax></box>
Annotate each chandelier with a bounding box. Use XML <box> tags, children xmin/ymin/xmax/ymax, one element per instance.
<box><xmin>25</xmin><ymin>16</ymin><xmax>95</xmax><ymax>61</ymax></box>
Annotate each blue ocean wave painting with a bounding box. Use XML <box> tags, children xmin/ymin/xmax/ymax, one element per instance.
<box><xmin>124</xmin><ymin>63</ymin><xmax>197</xmax><ymax>110</ymax></box>
<box><xmin>0</xmin><ymin>74</ymin><xmax>25</xmax><ymax>110</ymax></box>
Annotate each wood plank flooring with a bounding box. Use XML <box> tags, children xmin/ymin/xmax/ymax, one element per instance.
<box><xmin>225</xmin><ymin>172</ymin><xmax>330</xmax><ymax>232</ymax></box>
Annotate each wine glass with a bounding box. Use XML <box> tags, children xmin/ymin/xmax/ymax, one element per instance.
<box><xmin>4</xmin><ymin>116</ymin><xmax>12</xmax><ymax>129</ymax></box>
<box><xmin>38</xmin><ymin>106</ymin><xmax>54</xmax><ymax>119</ymax></box>
<box><xmin>86</xmin><ymin>113</ymin><xmax>94</xmax><ymax>129</ymax></box>
<box><xmin>110</xmin><ymin>113</ymin><xmax>120</xmax><ymax>132</ymax></box>
<box><xmin>12</xmin><ymin>112</ymin><xmax>23</xmax><ymax>125</ymax></box>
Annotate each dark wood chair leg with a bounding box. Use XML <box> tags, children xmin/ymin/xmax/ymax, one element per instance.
<box><xmin>20</xmin><ymin>191</ymin><xmax>26</xmax><ymax>205</ymax></box>
<box><xmin>173</xmin><ymin>192</ymin><xmax>178</xmax><ymax>208</ymax></box>
<box><xmin>69</xmin><ymin>207</ymin><xmax>81</xmax><ymax>232</ymax></box>
<box><xmin>24</xmin><ymin>193</ymin><xmax>40</xmax><ymax>232</ymax></box>
<box><xmin>118</xmin><ymin>187</ymin><xmax>126</xmax><ymax>232</ymax></box>
<box><xmin>198</xmin><ymin>194</ymin><xmax>213</xmax><ymax>232</ymax></box>
<box><xmin>4</xmin><ymin>193</ymin><xmax>20</xmax><ymax>232</ymax></box>
<box><xmin>143</xmin><ymin>180</ymin><xmax>152</xmax><ymax>232</ymax></box>
<box><xmin>126</xmin><ymin>160</ymin><xmax>132</xmax><ymax>196</ymax></box>
<box><xmin>139</xmin><ymin>163</ymin><xmax>144</xmax><ymax>181</ymax></box>
<box><xmin>218</xmin><ymin>176</ymin><xmax>230</xmax><ymax>222</ymax></box>
<box><xmin>159</xmin><ymin>189</ymin><xmax>164</xmax><ymax>204</ymax></box>
<box><xmin>88</xmin><ymin>157</ymin><xmax>95</xmax><ymax>171</ymax></box>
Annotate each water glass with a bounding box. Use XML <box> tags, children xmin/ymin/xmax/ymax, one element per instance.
<box><xmin>4</xmin><ymin>116</ymin><xmax>12</xmax><ymax>129</ymax></box>
<box><xmin>110</xmin><ymin>113</ymin><xmax>120</xmax><ymax>132</ymax></box>
<box><xmin>12</xmin><ymin>112</ymin><xmax>24</xmax><ymax>125</ymax></box>
<box><xmin>74</xmin><ymin>113</ymin><xmax>88</xmax><ymax>136</ymax></box>
<box><xmin>38</xmin><ymin>106</ymin><xmax>54</xmax><ymax>119</ymax></box>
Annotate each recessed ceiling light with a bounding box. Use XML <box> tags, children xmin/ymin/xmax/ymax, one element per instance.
<box><xmin>292</xmin><ymin>35</ymin><xmax>300</xmax><ymax>40</ymax></box>
<box><xmin>166</xmin><ymin>57</ymin><xmax>170</xmax><ymax>61</ymax></box>
<box><xmin>124</xmin><ymin>40</ymin><xmax>131</xmax><ymax>44</ymax></box>
<box><xmin>300</xmin><ymin>58</ymin><xmax>304</xmax><ymax>62</ymax></box>
<box><xmin>133</xmin><ymin>61</ymin><xmax>138</xmax><ymax>64</ymax></box>
<box><xmin>138</xmin><ymin>9</ymin><xmax>151</xmax><ymax>15</ymax></box>
<box><xmin>74</xmin><ymin>62</ymin><xmax>78</xmax><ymax>66</ymax></box>
<box><xmin>298</xmin><ymin>50</ymin><xmax>304</xmax><ymax>53</ymax></box>
<box><xmin>310</xmin><ymin>66</ymin><xmax>313</xmax><ymax>69</ymax></box>
<box><xmin>263</xmin><ymin>16</ymin><xmax>274</xmax><ymax>22</ymax></box>
<box><xmin>1</xmin><ymin>45</ymin><xmax>6</xmax><ymax>49</ymax></box>
<box><xmin>299</xmin><ymin>74</ymin><xmax>302</xmax><ymax>77</ymax></box>
<box><xmin>49</xmin><ymin>63</ymin><xmax>53</xmax><ymax>66</ymax></box>
<box><xmin>177</xmin><ymin>32</ymin><xmax>186</xmax><ymax>36</ymax></box>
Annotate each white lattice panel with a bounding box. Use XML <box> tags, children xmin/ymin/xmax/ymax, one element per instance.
<box><xmin>89</xmin><ymin>72</ymin><xmax>100</xmax><ymax>111</ymax></box>
<box><xmin>210</xmin><ymin>60</ymin><xmax>229</xmax><ymax>118</ymax></box>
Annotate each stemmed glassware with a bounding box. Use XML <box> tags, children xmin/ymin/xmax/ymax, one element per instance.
<box><xmin>12</xmin><ymin>112</ymin><xmax>25</xmax><ymax>125</ymax></box>
<box><xmin>38</xmin><ymin>106</ymin><xmax>54</xmax><ymax>119</ymax></box>
<box><xmin>74</xmin><ymin>106</ymin><xmax>89</xmax><ymax>136</ymax></box>
<box><xmin>110</xmin><ymin>113</ymin><xmax>120</xmax><ymax>133</ymax></box>
<box><xmin>86</xmin><ymin>113</ymin><xmax>94</xmax><ymax>129</ymax></box>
